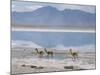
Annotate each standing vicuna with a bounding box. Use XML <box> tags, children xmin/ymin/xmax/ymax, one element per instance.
<box><xmin>35</xmin><ymin>48</ymin><xmax>44</xmax><ymax>58</ymax></box>
<box><xmin>44</xmin><ymin>48</ymin><xmax>53</xmax><ymax>58</ymax></box>
<box><xmin>69</xmin><ymin>49</ymin><xmax>78</xmax><ymax>61</ymax></box>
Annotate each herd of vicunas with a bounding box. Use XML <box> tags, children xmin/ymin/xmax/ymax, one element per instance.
<box><xmin>34</xmin><ymin>48</ymin><xmax>78</xmax><ymax>61</ymax></box>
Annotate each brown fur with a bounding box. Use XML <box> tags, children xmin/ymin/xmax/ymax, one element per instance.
<box><xmin>44</xmin><ymin>48</ymin><xmax>53</xmax><ymax>57</ymax></box>
<box><xmin>35</xmin><ymin>48</ymin><xmax>44</xmax><ymax>57</ymax></box>
<box><xmin>69</xmin><ymin>49</ymin><xmax>78</xmax><ymax>61</ymax></box>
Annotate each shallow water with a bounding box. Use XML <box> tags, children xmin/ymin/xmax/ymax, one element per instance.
<box><xmin>12</xmin><ymin>49</ymin><xmax>95</xmax><ymax>63</ymax></box>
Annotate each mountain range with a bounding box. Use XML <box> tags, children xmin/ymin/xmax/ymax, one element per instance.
<box><xmin>12</xmin><ymin>6</ymin><xmax>96</xmax><ymax>28</ymax></box>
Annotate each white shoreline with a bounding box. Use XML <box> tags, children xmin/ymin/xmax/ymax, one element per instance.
<box><xmin>12</xmin><ymin>26</ymin><xmax>95</xmax><ymax>33</ymax></box>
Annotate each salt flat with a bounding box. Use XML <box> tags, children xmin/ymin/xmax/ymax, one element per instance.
<box><xmin>11</xmin><ymin>48</ymin><xmax>95</xmax><ymax>74</ymax></box>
